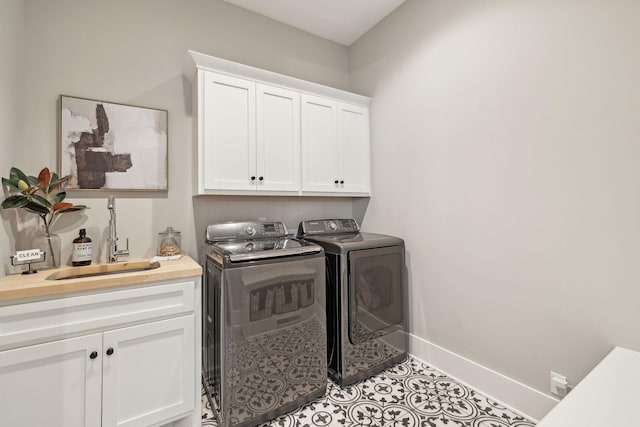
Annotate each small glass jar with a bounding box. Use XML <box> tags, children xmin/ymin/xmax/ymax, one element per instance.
<box><xmin>158</xmin><ymin>226</ymin><xmax>181</xmax><ymax>256</ymax></box>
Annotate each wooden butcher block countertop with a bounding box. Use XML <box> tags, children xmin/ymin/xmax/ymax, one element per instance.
<box><xmin>0</xmin><ymin>256</ymin><xmax>202</xmax><ymax>303</ymax></box>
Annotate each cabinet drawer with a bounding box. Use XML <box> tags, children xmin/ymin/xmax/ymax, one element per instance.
<box><xmin>0</xmin><ymin>280</ymin><xmax>195</xmax><ymax>350</ymax></box>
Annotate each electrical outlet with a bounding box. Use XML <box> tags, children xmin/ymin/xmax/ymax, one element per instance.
<box><xmin>550</xmin><ymin>371</ymin><xmax>569</xmax><ymax>397</ymax></box>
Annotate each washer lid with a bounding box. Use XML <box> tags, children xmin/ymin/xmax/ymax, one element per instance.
<box><xmin>210</xmin><ymin>237</ymin><xmax>321</xmax><ymax>262</ymax></box>
<box><xmin>303</xmin><ymin>232</ymin><xmax>404</xmax><ymax>251</ymax></box>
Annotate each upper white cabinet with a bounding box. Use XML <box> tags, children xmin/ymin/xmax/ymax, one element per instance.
<box><xmin>256</xmin><ymin>84</ymin><xmax>301</xmax><ymax>192</ymax></box>
<box><xmin>201</xmin><ymin>72</ymin><xmax>256</xmax><ymax>192</ymax></box>
<box><xmin>301</xmin><ymin>95</ymin><xmax>370</xmax><ymax>194</ymax></box>
<box><xmin>185</xmin><ymin>50</ymin><xmax>371</xmax><ymax>196</ymax></box>
<box><xmin>200</xmin><ymin>72</ymin><xmax>300</xmax><ymax>193</ymax></box>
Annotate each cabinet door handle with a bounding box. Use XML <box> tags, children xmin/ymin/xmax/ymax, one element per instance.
<box><xmin>250</xmin><ymin>176</ymin><xmax>256</xmax><ymax>181</ymax></box>
<box><xmin>258</xmin><ymin>176</ymin><xmax>264</xmax><ymax>181</ymax></box>
<box><xmin>106</xmin><ymin>347</ymin><xmax>114</xmax><ymax>356</ymax></box>
<box><xmin>89</xmin><ymin>351</ymin><xmax>98</xmax><ymax>360</ymax></box>
<box><xmin>340</xmin><ymin>180</ymin><xmax>344</xmax><ymax>184</ymax></box>
<box><xmin>334</xmin><ymin>180</ymin><xmax>339</xmax><ymax>184</ymax></box>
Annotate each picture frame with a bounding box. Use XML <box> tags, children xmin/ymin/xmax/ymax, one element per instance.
<box><xmin>59</xmin><ymin>95</ymin><xmax>168</xmax><ymax>191</ymax></box>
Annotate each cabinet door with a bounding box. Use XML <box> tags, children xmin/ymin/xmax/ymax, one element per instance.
<box><xmin>202</xmin><ymin>71</ymin><xmax>256</xmax><ymax>191</ymax></box>
<box><xmin>256</xmin><ymin>84</ymin><xmax>300</xmax><ymax>192</ymax></box>
<box><xmin>101</xmin><ymin>315</ymin><xmax>195</xmax><ymax>427</ymax></box>
<box><xmin>337</xmin><ymin>103</ymin><xmax>370</xmax><ymax>194</ymax></box>
<box><xmin>301</xmin><ymin>94</ymin><xmax>339</xmax><ymax>192</ymax></box>
<box><xmin>0</xmin><ymin>333</ymin><xmax>103</xmax><ymax>427</ymax></box>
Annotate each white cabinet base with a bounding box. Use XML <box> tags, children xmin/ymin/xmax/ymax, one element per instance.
<box><xmin>102</xmin><ymin>315</ymin><xmax>195</xmax><ymax>427</ymax></box>
<box><xmin>0</xmin><ymin>333</ymin><xmax>103</xmax><ymax>427</ymax></box>
<box><xmin>0</xmin><ymin>277</ymin><xmax>201</xmax><ymax>427</ymax></box>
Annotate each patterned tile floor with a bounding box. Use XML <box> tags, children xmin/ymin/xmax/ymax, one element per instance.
<box><xmin>201</xmin><ymin>356</ymin><xmax>536</xmax><ymax>427</ymax></box>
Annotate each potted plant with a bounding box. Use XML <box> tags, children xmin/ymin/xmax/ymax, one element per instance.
<box><xmin>1</xmin><ymin>167</ymin><xmax>88</xmax><ymax>268</ymax></box>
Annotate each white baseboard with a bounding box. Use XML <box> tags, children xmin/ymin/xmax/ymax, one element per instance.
<box><xmin>409</xmin><ymin>333</ymin><xmax>558</xmax><ymax>422</ymax></box>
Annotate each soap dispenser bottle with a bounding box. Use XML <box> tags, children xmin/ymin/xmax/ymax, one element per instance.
<box><xmin>72</xmin><ymin>228</ymin><xmax>92</xmax><ymax>266</ymax></box>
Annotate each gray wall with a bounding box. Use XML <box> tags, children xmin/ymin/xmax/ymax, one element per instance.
<box><xmin>6</xmin><ymin>0</ymin><xmax>637</xmax><ymax>413</ymax></box>
<box><xmin>0</xmin><ymin>0</ymin><xmax>355</xmax><ymax>272</ymax></box>
<box><xmin>0</xmin><ymin>0</ymin><xmax>24</xmax><ymax>271</ymax></box>
<box><xmin>350</xmin><ymin>0</ymin><xmax>640</xmax><ymax>397</ymax></box>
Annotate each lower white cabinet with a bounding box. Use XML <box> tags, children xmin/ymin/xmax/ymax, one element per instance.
<box><xmin>0</xmin><ymin>333</ymin><xmax>103</xmax><ymax>427</ymax></box>
<box><xmin>0</xmin><ymin>278</ymin><xmax>200</xmax><ymax>427</ymax></box>
<box><xmin>103</xmin><ymin>315</ymin><xmax>195</xmax><ymax>427</ymax></box>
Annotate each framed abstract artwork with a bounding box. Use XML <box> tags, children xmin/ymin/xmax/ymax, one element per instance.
<box><xmin>59</xmin><ymin>95</ymin><xmax>168</xmax><ymax>191</ymax></box>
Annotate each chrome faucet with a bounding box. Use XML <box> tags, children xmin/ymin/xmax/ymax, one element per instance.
<box><xmin>108</xmin><ymin>195</ymin><xmax>130</xmax><ymax>262</ymax></box>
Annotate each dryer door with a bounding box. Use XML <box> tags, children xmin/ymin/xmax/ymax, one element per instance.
<box><xmin>348</xmin><ymin>245</ymin><xmax>404</xmax><ymax>344</ymax></box>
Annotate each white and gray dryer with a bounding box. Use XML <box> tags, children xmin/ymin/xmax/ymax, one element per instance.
<box><xmin>297</xmin><ymin>218</ymin><xmax>407</xmax><ymax>386</ymax></box>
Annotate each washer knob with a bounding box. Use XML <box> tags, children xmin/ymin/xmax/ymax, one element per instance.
<box><xmin>245</xmin><ymin>242</ymin><xmax>255</xmax><ymax>252</ymax></box>
<box><xmin>245</xmin><ymin>226</ymin><xmax>256</xmax><ymax>236</ymax></box>
<box><xmin>328</xmin><ymin>221</ymin><xmax>337</xmax><ymax>231</ymax></box>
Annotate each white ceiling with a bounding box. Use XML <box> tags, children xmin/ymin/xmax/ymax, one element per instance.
<box><xmin>223</xmin><ymin>0</ymin><xmax>406</xmax><ymax>46</ymax></box>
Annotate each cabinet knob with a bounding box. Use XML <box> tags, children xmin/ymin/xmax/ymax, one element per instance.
<box><xmin>334</xmin><ymin>180</ymin><xmax>339</xmax><ymax>184</ymax></box>
<box><xmin>106</xmin><ymin>347</ymin><xmax>114</xmax><ymax>356</ymax></box>
<box><xmin>89</xmin><ymin>351</ymin><xmax>98</xmax><ymax>360</ymax></box>
<box><xmin>250</xmin><ymin>176</ymin><xmax>256</xmax><ymax>181</ymax></box>
<box><xmin>340</xmin><ymin>180</ymin><xmax>344</xmax><ymax>184</ymax></box>
<box><xmin>258</xmin><ymin>176</ymin><xmax>264</xmax><ymax>181</ymax></box>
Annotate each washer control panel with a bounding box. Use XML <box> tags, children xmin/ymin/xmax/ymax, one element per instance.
<box><xmin>206</xmin><ymin>221</ymin><xmax>287</xmax><ymax>242</ymax></box>
<box><xmin>298</xmin><ymin>219</ymin><xmax>360</xmax><ymax>236</ymax></box>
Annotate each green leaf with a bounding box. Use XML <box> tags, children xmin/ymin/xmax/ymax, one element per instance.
<box><xmin>56</xmin><ymin>205</ymin><xmax>88</xmax><ymax>213</ymax></box>
<box><xmin>2</xmin><ymin>177</ymin><xmax>18</xmax><ymax>186</ymax></box>
<box><xmin>24</xmin><ymin>208</ymin><xmax>45</xmax><ymax>215</ymax></box>
<box><xmin>27</xmin><ymin>175</ymin><xmax>39</xmax><ymax>186</ymax></box>
<box><xmin>23</xmin><ymin>201</ymin><xmax>49</xmax><ymax>214</ymax></box>
<box><xmin>31</xmin><ymin>193</ymin><xmax>52</xmax><ymax>208</ymax></box>
<box><xmin>2</xmin><ymin>177</ymin><xmax>20</xmax><ymax>193</ymax></box>
<box><xmin>49</xmin><ymin>172</ymin><xmax>60</xmax><ymax>192</ymax></box>
<box><xmin>1</xmin><ymin>195</ymin><xmax>29</xmax><ymax>209</ymax></box>
<box><xmin>53</xmin><ymin>191</ymin><xmax>67</xmax><ymax>203</ymax></box>
<box><xmin>9</xmin><ymin>167</ymin><xmax>29</xmax><ymax>183</ymax></box>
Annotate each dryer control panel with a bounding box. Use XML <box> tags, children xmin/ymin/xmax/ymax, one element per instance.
<box><xmin>297</xmin><ymin>219</ymin><xmax>359</xmax><ymax>236</ymax></box>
